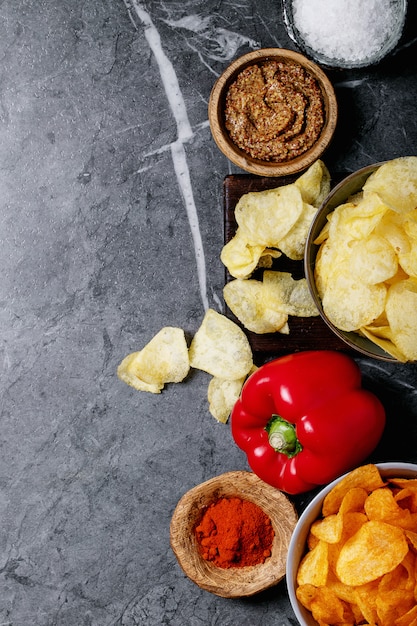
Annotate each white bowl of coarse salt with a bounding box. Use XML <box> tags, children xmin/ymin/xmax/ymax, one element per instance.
<box><xmin>283</xmin><ymin>0</ymin><xmax>407</xmax><ymax>69</ymax></box>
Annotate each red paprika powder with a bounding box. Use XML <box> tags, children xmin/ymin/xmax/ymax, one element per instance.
<box><xmin>195</xmin><ymin>496</ymin><xmax>274</xmax><ymax>568</ymax></box>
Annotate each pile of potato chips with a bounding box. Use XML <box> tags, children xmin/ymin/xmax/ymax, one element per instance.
<box><xmin>221</xmin><ymin>160</ymin><xmax>330</xmax><ymax>334</ymax></box>
<box><xmin>296</xmin><ymin>464</ymin><xmax>417</xmax><ymax>626</ymax></box>
<box><xmin>117</xmin><ymin>309</ymin><xmax>255</xmax><ymax>423</ymax></box>
<box><xmin>314</xmin><ymin>156</ymin><xmax>417</xmax><ymax>362</ymax></box>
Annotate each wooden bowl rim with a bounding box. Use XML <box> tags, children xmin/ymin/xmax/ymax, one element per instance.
<box><xmin>170</xmin><ymin>470</ymin><xmax>298</xmax><ymax>598</ymax></box>
<box><xmin>208</xmin><ymin>47</ymin><xmax>338</xmax><ymax>177</ymax></box>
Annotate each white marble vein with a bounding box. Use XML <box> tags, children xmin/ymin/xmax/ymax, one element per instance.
<box><xmin>123</xmin><ymin>0</ymin><xmax>209</xmax><ymax>310</ymax></box>
<box><xmin>122</xmin><ymin>1</ymin><xmax>259</xmax><ymax>312</ymax></box>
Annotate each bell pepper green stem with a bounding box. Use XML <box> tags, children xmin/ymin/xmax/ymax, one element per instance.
<box><xmin>265</xmin><ymin>415</ymin><xmax>303</xmax><ymax>458</ymax></box>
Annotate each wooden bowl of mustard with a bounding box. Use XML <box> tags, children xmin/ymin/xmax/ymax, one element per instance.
<box><xmin>170</xmin><ymin>470</ymin><xmax>298</xmax><ymax>598</ymax></box>
<box><xmin>208</xmin><ymin>48</ymin><xmax>337</xmax><ymax>177</ymax></box>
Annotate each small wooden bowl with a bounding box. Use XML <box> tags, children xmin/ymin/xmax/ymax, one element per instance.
<box><xmin>170</xmin><ymin>471</ymin><xmax>298</xmax><ymax>598</ymax></box>
<box><xmin>208</xmin><ymin>48</ymin><xmax>337</xmax><ymax>177</ymax></box>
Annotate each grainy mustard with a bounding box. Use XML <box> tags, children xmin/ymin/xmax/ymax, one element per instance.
<box><xmin>225</xmin><ymin>59</ymin><xmax>324</xmax><ymax>162</ymax></box>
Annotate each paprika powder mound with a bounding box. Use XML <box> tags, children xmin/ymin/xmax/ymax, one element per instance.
<box><xmin>195</xmin><ymin>496</ymin><xmax>275</xmax><ymax>568</ymax></box>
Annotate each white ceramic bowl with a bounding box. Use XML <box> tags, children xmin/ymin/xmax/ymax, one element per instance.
<box><xmin>286</xmin><ymin>462</ymin><xmax>417</xmax><ymax>626</ymax></box>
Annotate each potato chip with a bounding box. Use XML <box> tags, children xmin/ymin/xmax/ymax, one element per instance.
<box><xmin>322</xmin><ymin>269</ymin><xmax>387</xmax><ymax>331</ymax></box>
<box><xmin>117</xmin><ymin>327</ymin><xmax>190</xmax><ymax>394</ymax></box>
<box><xmin>322</xmin><ymin>464</ymin><xmax>385</xmax><ymax>517</ymax></box>
<box><xmin>385</xmin><ymin>278</ymin><xmax>417</xmax><ymax>361</ymax></box>
<box><xmin>364</xmin><ymin>486</ymin><xmax>417</xmax><ymax>531</ymax></box>
<box><xmin>263</xmin><ymin>271</ymin><xmax>319</xmax><ymax>318</ymax></box>
<box><xmin>276</xmin><ymin>202</ymin><xmax>317</xmax><ymax>261</ymax></box>
<box><xmin>220</xmin><ymin>227</ymin><xmax>281</xmax><ymax>279</ymax></box>
<box><xmin>306</xmin><ymin>585</ymin><xmax>350</xmax><ymax>624</ymax></box>
<box><xmin>207</xmin><ymin>376</ymin><xmax>246</xmax><ymax>424</ymax></box>
<box><xmin>360</xmin><ymin>325</ymin><xmax>407</xmax><ymax>362</ymax></box>
<box><xmin>396</xmin><ymin>605</ymin><xmax>417</xmax><ymax>626</ymax></box>
<box><xmin>297</xmin><ymin>539</ymin><xmax>329</xmax><ymax>587</ymax></box>
<box><xmin>335</xmin><ymin>519</ymin><xmax>409</xmax><ymax>585</ymax></box>
<box><xmin>188</xmin><ymin>309</ymin><xmax>253</xmax><ymax>380</ymax></box>
<box><xmin>350</xmin><ymin>234</ymin><xmax>398</xmax><ymax>284</ymax></box>
<box><xmin>376</xmin><ymin>559</ymin><xmax>416</xmax><ymax>625</ymax></box>
<box><xmin>294</xmin><ymin>159</ymin><xmax>331</xmax><ymax>206</ymax></box>
<box><xmin>223</xmin><ymin>278</ymin><xmax>289</xmax><ymax>334</ymax></box>
<box><xmin>363</xmin><ymin>156</ymin><xmax>417</xmax><ymax>213</ymax></box>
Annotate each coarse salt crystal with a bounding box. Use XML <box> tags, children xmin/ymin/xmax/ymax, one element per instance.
<box><xmin>292</xmin><ymin>0</ymin><xmax>402</xmax><ymax>63</ymax></box>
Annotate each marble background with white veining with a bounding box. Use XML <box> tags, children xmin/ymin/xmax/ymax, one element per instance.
<box><xmin>1</xmin><ymin>1</ymin><xmax>417</xmax><ymax>624</ymax></box>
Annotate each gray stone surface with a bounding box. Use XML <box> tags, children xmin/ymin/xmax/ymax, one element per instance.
<box><xmin>1</xmin><ymin>1</ymin><xmax>417</xmax><ymax>624</ymax></box>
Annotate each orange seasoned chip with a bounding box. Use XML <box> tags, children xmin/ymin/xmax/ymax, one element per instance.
<box><xmin>353</xmin><ymin>580</ymin><xmax>379</xmax><ymax>625</ymax></box>
<box><xmin>336</xmin><ymin>519</ymin><xmax>409</xmax><ymax>585</ymax></box>
<box><xmin>296</xmin><ymin>540</ymin><xmax>329</xmax><ymax>587</ymax></box>
<box><xmin>396</xmin><ymin>605</ymin><xmax>417</xmax><ymax>626</ymax></box>
<box><xmin>376</xmin><ymin>560</ymin><xmax>416</xmax><ymax>625</ymax></box>
<box><xmin>322</xmin><ymin>464</ymin><xmax>385</xmax><ymax>516</ymax></box>
<box><xmin>310</xmin><ymin>513</ymin><xmax>342</xmax><ymax>544</ymax></box>
<box><xmin>297</xmin><ymin>584</ymin><xmax>351</xmax><ymax>625</ymax></box>
<box><xmin>364</xmin><ymin>486</ymin><xmax>417</xmax><ymax>531</ymax></box>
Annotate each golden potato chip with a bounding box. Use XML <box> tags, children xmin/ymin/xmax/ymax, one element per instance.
<box><xmin>263</xmin><ymin>270</ymin><xmax>319</xmax><ymax>318</ymax></box>
<box><xmin>223</xmin><ymin>278</ymin><xmax>289</xmax><ymax>334</ymax></box>
<box><xmin>363</xmin><ymin>156</ymin><xmax>417</xmax><ymax>213</ymax></box>
<box><xmin>350</xmin><ymin>234</ymin><xmax>398</xmax><ymax>284</ymax></box>
<box><xmin>322</xmin><ymin>269</ymin><xmax>387</xmax><ymax>331</ymax></box>
<box><xmin>335</xmin><ymin>519</ymin><xmax>409</xmax><ymax>585</ymax></box>
<box><xmin>235</xmin><ymin>183</ymin><xmax>304</xmax><ymax>247</ymax></box>
<box><xmin>308</xmin><ymin>586</ymin><xmax>350</xmax><ymax>624</ymax></box>
<box><xmin>117</xmin><ymin>327</ymin><xmax>190</xmax><ymax>394</ymax></box>
<box><xmin>353</xmin><ymin>580</ymin><xmax>379</xmax><ymax>625</ymax></box>
<box><xmin>376</xmin><ymin>559</ymin><xmax>416</xmax><ymax>626</ymax></box>
<box><xmin>294</xmin><ymin>159</ymin><xmax>331</xmax><ymax>206</ymax></box>
<box><xmin>188</xmin><ymin>309</ymin><xmax>253</xmax><ymax>380</ymax></box>
<box><xmin>220</xmin><ymin>227</ymin><xmax>281</xmax><ymax>279</ymax></box>
<box><xmin>296</xmin><ymin>539</ymin><xmax>329</xmax><ymax>587</ymax></box>
<box><xmin>360</xmin><ymin>325</ymin><xmax>407</xmax><ymax>362</ymax></box>
<box><xmin>375</xmin><ymin>209</ymin><xmax>411</xmax><ymax>256</ymax></box>
<box><xmin>276</xmin><ymin>202</ymin><xmax>317</xmax><ymax>261</ymax></box>
<box><xmin>207</xmin><ymin>375</ymin><xmax>247</xmax><ymax>423</ymax></box>
<box><xmin>328</xmin><ymin>192</ymin><xmax>388</xmax><ymax>242</ymax></box>
<box><xmin>397</xmin><ymin>212</ymin><xmax>417</xmax><ymax>277</ymax></box>
<box><xmin>364</xmin><ymin>486</ymin><xmax>417</xmax><ymax>531</ymax></box>
<box><xmin>395</xmin><ymin>605</ymin><xmax>417</xmax><ymax>626</ymax></box>
<box><xmin>385</xmin><ymin>278</ymin><xmax>417</xmax><ymax>361</ymax></box>
<box><xmin>310</xmin><ymin>513</ymin><xmax>342</xmax><ymax>544</ymax></box>
<box><xmin>322</xmin><ymin>464</ymin><xmax>385</xmax><ymax>517</ymax></box>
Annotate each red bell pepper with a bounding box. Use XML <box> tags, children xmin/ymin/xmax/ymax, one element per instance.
<box><xmin>231</xmin><ymin>350</ymin><xmax>385</xmax><ymax>494</ymax></box>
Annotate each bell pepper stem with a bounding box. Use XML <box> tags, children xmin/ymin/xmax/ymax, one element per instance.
<box><xmin>265</xmin><ymin>415</ymin><xmax>302</xmax><ymax>458</ymax></box>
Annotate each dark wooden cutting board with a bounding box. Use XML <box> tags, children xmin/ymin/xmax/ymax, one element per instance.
<box><xmin>223</xmin><ymin>173</ymin><xmax>350</xmax><ymax>361</ymax></box>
